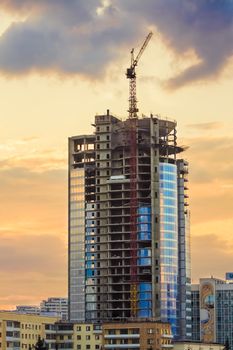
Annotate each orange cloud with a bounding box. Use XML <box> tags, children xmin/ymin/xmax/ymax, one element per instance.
<box><xmin>0</xmin><ymin>233</ymin><xmax>67</xmax><ymax>309</ymax></box>
<box><xmin>191</xmin><ymin>234</ymin><xmax>233</xmax><ymax>282</ymax></box>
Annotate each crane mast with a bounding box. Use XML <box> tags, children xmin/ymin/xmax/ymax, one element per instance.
<box><xmin>126</xmin><ymin>31</ymin><xmax>153</xmax><ymax>119</ymax></box>
<box><xmin>126</xmin><ymin>32</ymin><xmax>153</xmax><ymax>318</ymax></box>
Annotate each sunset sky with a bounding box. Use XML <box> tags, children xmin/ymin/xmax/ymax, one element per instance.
<box><xmin>0</xmin><ymin>0</ymin><xmax>232</xmax><ymax>309</ymax></box>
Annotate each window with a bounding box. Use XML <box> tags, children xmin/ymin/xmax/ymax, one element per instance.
<box><xmin>77</xmin><ymin>346</ymin><xmax>81</xmax><ymax>350</ymax></box>
<box><xmin>95</xmin><ymin>346</ymin><xmax>100</xmax><ymax>350</ymax></box>
<box><xmin>147</xmin><ymin>328</ymin><xmax>154</xmax><ymax>334</ymax></box>
<box><xmin>86</xmin><ymin>346</ymin><xmax>91</xmax><ymax>350</ymax></box>
<box><xmin>95</xmin><ymin>335</ymin><xmax>99</xmax><ymax>340</ymax></box>
<box><xmin>86</xmin><ymin>335</ymin><xmax>90</xmax><ymax>340</ymax></box>
<box><xmin>86</xmin><ymin>326</ymin><xmax>91</xmax><ymax>331</ymax></box>
<box><xmin>77</xmin><ymin>335</ymin><xmax>81</xmax><ymax>340</ymax></box>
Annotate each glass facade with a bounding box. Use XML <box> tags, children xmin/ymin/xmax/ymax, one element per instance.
<box><xmin>216</xmin><ymin>289</ymin><xmax>233</xmax><ymax>347</ymax></box>
<box><xmin>85</xmin><ymin>202</ymin><xmax>97</xmax><ymax>320</ymax></box>
<box><xmin>177</xmin><ymin>159</ymin><xmax>191</xmax><ymax>339</ymax></box>
<box><xmin>159</xmin><ymin>163</ymin><xmax>178</xmax><ymax>336</ymax></box>
<box><xmin>137</xmin><ymin>206</ymin><xmax>152</xmax><ymax>318</ymax></box>
<box><xmin>191</xmin><ymin>289</ymin><xmax>200</xmax><ymax>341</ymax></box>
<box><xmin>138</xmin><ymin>283</ymin><xmax>152</xmax><ymax>317</ymax></box>
<box><xmin>69</xmin><ymin>168</ymin><xmax>85</xmax><ymax>321</ymax></box>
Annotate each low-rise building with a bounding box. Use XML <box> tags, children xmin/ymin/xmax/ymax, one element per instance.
<box><xmin>102</xmin><ymin>321</ymin><xmax>172</xmax><ymax>350</ymax></box>
<box><xmin>15</xmin><ymin>306</ymin><xmax>40</xmax><ymax>315</ymax></box>
<box><xmin>0</xmin><ymin>313</ymin><xmax>174</xmax><ymax>350</ymax></box>
<box><xmin>0</xmin><ymin>311</ymin><xmax>60</xmax><ymax>350</ymax></box>
<box><xmin>44</xmin><ymin>322</ymin><xmax>102</xmax><ymax>350</ymax></box>
<box><xmin>40</xmin><ymin>298</ymin><xmax>68</xmax><ymax>320</ymax></box>
<box><xmin>74</xmin><ymin>323</ymin><xmax>102</xmax><ymax>350</ymax></box>
<box><xmin>174</xmin><ymin>341</ymin><xmax>224</xmax><ymax>350</ymax></box>
<box><xmin>0</xmin><ymin>311</ymin><xmax>103</xmax><ymax>350</ymax></box>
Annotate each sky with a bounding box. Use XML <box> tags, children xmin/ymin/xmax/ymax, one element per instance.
<box><xmin>0</xmin><ymin>0</ymin><xmax>233</xmax><ymax>309</ymax></box>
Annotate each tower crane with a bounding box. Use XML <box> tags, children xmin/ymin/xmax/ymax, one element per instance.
<box><xmin>126</xmin><ymin>31</ymin><xmax>153</xmax><ymax>119</ymax></box>
<box><xmin>127</xmin><ymin>32</ymin><xmax>153</xmax><ymax>317</ymax></box>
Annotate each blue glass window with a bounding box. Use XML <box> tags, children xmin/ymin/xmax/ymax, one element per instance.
<box><xmin>159</xmin><ymin>162</ymin><xmax>178</xmax><ymax>337</ymax></box>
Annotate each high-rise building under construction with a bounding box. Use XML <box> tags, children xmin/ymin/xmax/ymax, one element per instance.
<box><xmin>68</xmin><ymin>111</ymin><xmax>191</xmax><ymax>339</ymax></box>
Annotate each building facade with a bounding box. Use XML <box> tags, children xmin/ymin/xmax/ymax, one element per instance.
<box><xmin>14</xmin><ymin>306</ymin><xmax>41</xmax><ymax>315</ymax></box>
<box><xmin>44</xmin><ymin>322</ymin><xmax>102</xmax><ymax>350</ymax></box>
<box><xmin>40</xmin><ymin>297</ymin><xmax>68</xmax><ymax>320</ymax></box>
<box><xmin>173</xmin><ymin>341</ymin><xmax>224</xmax><ymax>350</ymax></box>
<box><xmin>0</xmin><ymin>311</ymin><xmax>59</xmax><ymax>350</ymax></box>
<box><xmin>0</xmin><ymin>312</ymin><xmax>102</xmax><ymax>350</ymax></box>
<box><xmin>191</xmin><ymin>275</ymin><xmax>233</xmax><ymax>349</ymax></box>
<box><xmin>102</xmin><ymin>321</ymin><xmax>172</xmax><ymax>350</ymax></box>
<box><xmin>68</xmin><ymin>112</ymin><xmax>191</xmax><ymax>338</ymax></box>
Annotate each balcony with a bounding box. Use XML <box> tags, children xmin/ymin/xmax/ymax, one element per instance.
<box><xmin>161</xmin><ymin>344</ymin><xmax>173</xmax><ymax>348</ymax></box>
<box><xmin>162</xmin><ymin>334</ymin><xmax>173</xmax><ymax>339</ymax></box>
<box><xmin>104</xmin><ymin>345</ymin><xmax>139</xmax><ymax>349</ymax></box>
<box><xmin>6</xmin><ymin>336</ymin><xmax>20</xmax><ymax>342</ymax></box>
<box><xmin>105</xmin><ymin>335</ymin><xmax>139</xmax><ymax>339</ymax></box>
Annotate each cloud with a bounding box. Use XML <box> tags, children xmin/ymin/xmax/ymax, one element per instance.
<box><xmin>186</xmin><ymin>122</ymin><xmax>224</xmax><ymax>131</ymax></box>
<box><xmin>185</xmin><ymin>135</ymin><xmax>233</xmax><ymax>183</ymax></box>
<box><xmin>0</xmin><ymin>233</ymin><xmax>66</xmax><ymax>274</ymax></box>
<box><xmin>192</xmin><ymin>234</ymin><xmax>233</xmax><ymax>281</ymax></box>
<box><xmin>0</xmin><ymin>165</ymin><xmax>67</xmax><ymax>236</ymax></box>
<box><xmin>0</xmin><ymin>158</ymin><xmax>67</xmax><ymax>308</ymax></box>
<box><xmin>0</xmin><ymin>0</ymin><xmax>232</xmax><ymax>87</ymax></box>
<box><xmin>0</xmin><ymin>138</ymin><xmax>66</xmax><ymax>171</ymax></box>
<box><xmin>0</xmin><ymin>233</ymin><xmax>67</xmax><ymax>308</ymax></box>
<box><xmin>181</xmin><ymin>134</ymin><xmax>233</xmax><ymax>225</ymax></box>
<box><xmin>0</xmin><ymin>0</ymin><xmax>143</xmax><ymax>77</ymax></box>
<box><xmin>132</xmin><ymin>0</ymin><xmax>233</xmax><ymax>88</ymax></box>
<box><xmin>190</xmin><ymin>185</ymin><xmax>233</xmax><ymax>224</ymax></box>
